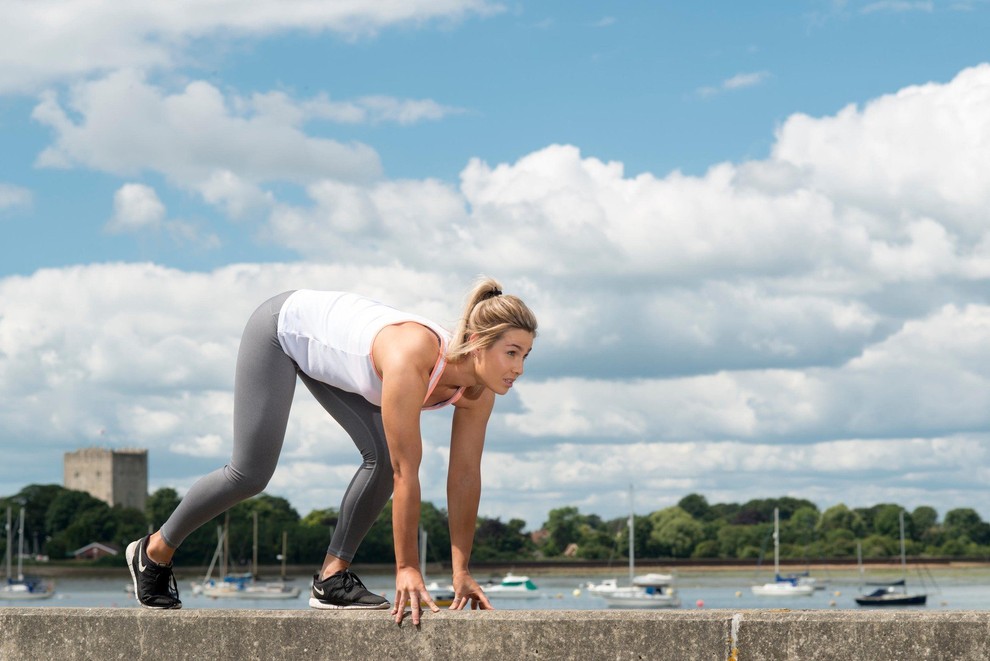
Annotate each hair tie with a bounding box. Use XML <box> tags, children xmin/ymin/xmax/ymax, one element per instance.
<box><xmin>482</xmin><ymin>289</ymin><xmax>502</xmax><ymax>301</ymax></box>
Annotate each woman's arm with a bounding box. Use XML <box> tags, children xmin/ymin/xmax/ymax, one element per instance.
<box><xmin>446</xmin><ymin>389</ymin><xmax>495</xmax><ymax>610</ymax></box>
<box><xmin>375</xmin><ymin>323</ymin><xmax>442</xmax><ymax>624</ymax></box>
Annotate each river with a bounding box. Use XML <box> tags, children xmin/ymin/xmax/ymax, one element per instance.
<box><xmin>5</xmin><ymin>566</ymin><xmax>989</xmax><ymax>611</ymax></box>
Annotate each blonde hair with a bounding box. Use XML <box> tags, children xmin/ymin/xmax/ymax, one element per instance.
<box><xmin>446</xmin><ymin>276</ymin><xmax>538</xmax><ymax>362</ymax></box>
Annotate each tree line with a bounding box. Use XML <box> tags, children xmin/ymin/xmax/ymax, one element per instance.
<box><xmin>2</xmin><ymin>486</ymin><xmax>988</xmax><ymax>569</ymax></box>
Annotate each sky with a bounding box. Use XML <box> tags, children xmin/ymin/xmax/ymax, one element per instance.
<box><xmin>2</xmin><ymin>0</ymin><xmax>990</xmax><ymax>533</ymax></box>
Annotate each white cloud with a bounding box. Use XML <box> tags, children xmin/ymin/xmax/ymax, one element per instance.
<box><xmin>32</xmin><ymin>70</ymin><xmax>383</xmax><ymax>188</ymax></box>
<box><xmin>107</xmin><ymin>183</ymin><xmax>166</xmax><ymax>233</ymax></box>
<box><xmin>861</xmin><ymin>1</ymin><xmax>934</xmax><ymax>13</ymax></box>
<box><xmin>0</xmin><ymin>183</ymin><xmax>32</xmax><ymax>212</ymax></box>
<box><xmin>0</xmin><ymin>0</ymin><xmax>503</xmax><ymax>94</ymax></box>
<box><xmin>303</xmin><ymin>94</ymin><xmax>465</xmax><ymax>125</ymax></box>
<box><xmin>698</xmin><ymin>71</ymin><xmax>771</xmax><ymax>97</ymax></box>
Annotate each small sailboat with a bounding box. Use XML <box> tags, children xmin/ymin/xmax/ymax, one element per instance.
<box><xmin>192</xmin><ymin>512</ymin><xmax>300</xmax><ymax>600</ymax></box>
<box><xmin>1</xmin><ymin>506</ymin><xmax>56</xmax><ymax>601</ymax></box>
<box><xmin>418</xmin><ymin>527</ymin><xmax>454</xmax><ymax>607</ymax></box>
<box><xmin>596</xmin><ymin>486</ymin><xmax>680</xmax><ymax>609</ymax></box>
<box><xmin>751</xmin><ymin>508</ymin><xmax>814</xmax><ymax>597</ymax></box>
<box><xmin>855</xmin><ymin>511</ymin><xmax>927</xmax><ymax>607</ymax></box>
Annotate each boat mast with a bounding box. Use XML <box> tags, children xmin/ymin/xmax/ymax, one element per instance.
<box><xmin>899</xmin><ymin>509</ymin><xmax>906</xmax><ymax>578</ymax></box>
<box><xmin>252</xmin><ymin>511</ymin><xmax>259</xmax><ymax>580</ymax></box>
<box><xmin>419</xmin><ymin>526</ymin><xmax>427</xmax><ymax>579</ymax></box>
<box><xmin>773</xmin><ymin>507</ymin><xmax>780</xmax><ymax>578</ymax></box>
<box><xmin>857</xmin><ymin>541</ymin><xmax>864</xmax><ymax>588</ymax></box>
<box><xmin>281</xmin><ymin>531</ymin><xmax>288</xmax><ymax>581</ymax></box>
<box><xmin>4</xmin><ymin>506</ymin><xmax>10</xmax><ymax>581</ymax></box>
<box><xmin>628</xmin><ymin>485</ymin><xmax>634</xmax><ymax>585</ymax></box>
<box><xmin>17</xmin><ymin>507</ymin><xmax>25</xmax><ymax>581</ymax></box>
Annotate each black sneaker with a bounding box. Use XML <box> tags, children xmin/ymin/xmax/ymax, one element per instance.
<box><xmin>309</xmin><ymin>570</ymin><xmax>389</xmax><ymax>610</ymax></box>
<box><xmin>126</xmin><ymin>535</ymin><xmax>182</xmax><ymax>609</ymax></box>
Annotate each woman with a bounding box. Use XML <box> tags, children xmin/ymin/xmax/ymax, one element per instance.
<box><xmin>125</xmin><ymin>277</ymin><xmax>537</xmax><ymax>625</ymax></box>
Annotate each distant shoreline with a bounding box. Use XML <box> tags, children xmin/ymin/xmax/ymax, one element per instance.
<box><xmin>17</xmin><ymin>557</ymin><xmax>990</xmax><ymax>579</ymax></box>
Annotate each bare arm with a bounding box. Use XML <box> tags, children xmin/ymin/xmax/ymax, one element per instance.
<box><xmin>375</xmin><ymin>323</ymin><xmax>442</xmax><ymax>624</ymax></box>
<box><xmin>446</xmin><ymin>388</ymin><xmax>495</xmax><ymax>610</ymax></box>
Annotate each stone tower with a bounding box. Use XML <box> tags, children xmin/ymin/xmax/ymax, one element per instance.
<box><xmin>64</xmin><ymin>448</ymin><xmax>148</xmax><ymax>511</ymax></box>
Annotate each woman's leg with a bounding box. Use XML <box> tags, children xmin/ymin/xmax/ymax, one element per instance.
<box><xmin>153</xmin><ymin>291</ymin><xmax>297</xmax><ymax>559</ymax></box>
<box><xmin>298</xmin><ymin>374</ymin><xmax>393</xmax><ymax>576</ymax></box>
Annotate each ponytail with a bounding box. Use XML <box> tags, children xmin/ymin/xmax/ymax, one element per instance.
<box><xmin>446</xmin><ymin>276</ymin><xmax>538</xmax><ymax>361</ymax></box>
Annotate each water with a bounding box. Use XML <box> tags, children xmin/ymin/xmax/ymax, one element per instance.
<box><xmin>6</xmin><ymin>567</ymin><xmax>989</xmax><ymax>611</ymax></box>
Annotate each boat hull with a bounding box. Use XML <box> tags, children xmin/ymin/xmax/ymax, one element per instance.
<box><xmin>855</xmin><ymin>594</ymin><xmax>927</xmax><ymax>607</ymax></box>
<box><xmin>598</xmin><ymin>586</ymin><xmax>680</xmax><ymax>609</ymax></box>
<box><xmin>751</xmin><ymin>583</ymin><xmax>815</xmax><ymax>597</ymax></box>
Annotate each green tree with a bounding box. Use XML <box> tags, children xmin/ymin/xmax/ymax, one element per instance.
<box><xmin>540</xmin><ymin>506</ymin><xmax>584</xmax><ymax>556</ymax></box>
<box><xmin>473</xmin><ymin>517</ymin><xmax>533</xmax><ymax>561</ymax></box>
<box><xmin>677</xmin><ymin>494</ymin><xmax>711</xmax><ymax>521</ymax></box>
<box><xmin>944</xmin><ymin>508</ymin><xmax>990</xmax><ymax>545</ymax></box>
<box><xmin>817</xmin><ymin>504</ymin><xmax>866</xmax><ymax>538</ymax></box>
<box><xmin>911</xmin><ymin>505</ymin><xmax>938</xmax><ymax>543</ymax></box>
<box><xmin>145</xmin><ymin>488</ymin><xmax>181</xmax><ymax>529</ymax></box>
<box><xmin>648</xmin><ymin>507</ymin><xmax>704</xmax><ymax>558</ymax></box>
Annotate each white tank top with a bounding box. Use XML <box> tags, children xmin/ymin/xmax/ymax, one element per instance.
<box><xmin>276</xmin><ymin>290</ymin><xmax>464</xmax><ymax>409</ymax></box>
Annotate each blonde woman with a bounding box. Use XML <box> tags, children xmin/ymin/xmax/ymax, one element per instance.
<box><xmin>126</xmin><ymin>277</ymin><xmax>537</xmax><ymax>625</ymax></box>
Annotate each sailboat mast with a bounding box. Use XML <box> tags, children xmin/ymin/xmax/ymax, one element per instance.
<box><xmin>773</xmin><ymin>508</ymin><xmax>780</xmax><ymax>578</ymax></box>
<box><xmin>899</xmin><ymin>510</ymin><xmax>907</xmax><ymax>576</ymax></box>
<box><xmin>252</xmin><ymin>511</ymin><xmax>259</xmax><ymax>580</ymax></box>
<box><xmin>419</xmin><ymin>526</ymin><xmax>427</xmax><ymax>578</ymax></box>
<box><xmin>4</xmin><ymin>506</ymin><xmax>10</xmax><ymax>581</ymax></box>
<box><xmin>281</xmin><ymin>530</ymin><xmax>288</xmax><ymax>581</ymax></box>
<box><xmin>628</xmin><ymin>485</ymin><xmax>634</xmax><ymax>585</ymax></box>
<box><xmin>17</xmin><ymin>507</ymin><xmax>25</xmax><ymax>581</ymax></box>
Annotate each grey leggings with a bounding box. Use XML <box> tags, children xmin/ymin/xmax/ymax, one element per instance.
<box><xmin>160</xmin><ymin>291</ymin><xmax>393</xmax><ymax>562</ymax></box>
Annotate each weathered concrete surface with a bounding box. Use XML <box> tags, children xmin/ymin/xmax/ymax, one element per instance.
<box><xmin>1</xmin><ymin>608</ymin><xmax>988</xmax><ymax>660</ymax></box>
<box><xmin>0</xmin><ymin>608</ymin><xmax>730</xmax><ymax>661</ymax></box>
<box><xmin>734</xmin><ymin>609</ymin><xmax>990</xmax><ymax>661</ymax></box>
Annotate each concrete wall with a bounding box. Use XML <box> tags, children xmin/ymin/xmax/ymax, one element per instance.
<box><xmin>1</xmin><ymin>608</ymin><xmax>988</xmax><ymax>660</ymax></box>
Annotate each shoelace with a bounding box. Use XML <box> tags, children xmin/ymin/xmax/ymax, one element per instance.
<box><xmin>154</xmin><ymin>565</ymin><xmax>180</xmax><ymax>601</ymax></box>
<box><xmin>340</xmin><ymin>570</ymin><xmax>366</xmax><ymax>592</ymax></box>
<box><xmin>167</xmin><ymin>569</ymin><xmax>180</xmax><ymax>601</ymax></box>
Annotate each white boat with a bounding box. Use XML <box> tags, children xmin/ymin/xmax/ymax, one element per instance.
<box><xmin>191</xmin><ymin>514</ymin><xmax>300</xmax><ymax>600</ymax></box>
<box><xmin>197</xmin><ymin>573</ymin><xmax>301</xmax><ymax>600</ymax></box>
<box><xmin>2</xmin><ymin>506</ymin><xmax>55</xmax><ymax>601</ymax></box>
<box><xmin>583</xmin><ymin>577</ymin><xmax>619</xmax><ymax>593</ymax></box>
<box><xmin>596</xmin><ymin>486</ymin><xmax>681</xmax><ymax>609</ymax></box>
<box><xmin>482</xmin><ymin>573</ymin><xmax>541</xmax><ymax>599</ymax></box>
<box><xmin>420</xmin><ymin>527</ymin><xmax>454</xmax><ymax>607</ymax></box>
<box><xmin>751</xmin><ymin>508</ymin><xmax>814</xmax><ymax>597</ymax></box>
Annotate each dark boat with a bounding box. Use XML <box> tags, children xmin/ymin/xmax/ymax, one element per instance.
<box><xmin>855</xmin><ymin>510</ymin><xmax>928</xmax><ymax>608</ymax></box>
<box><xmin>854</xmin><ymin>579</ymin><xmax>927</xmax><ymax>607</ymax></box>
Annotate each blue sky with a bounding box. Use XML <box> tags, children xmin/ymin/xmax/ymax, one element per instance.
<box><xmin>2</xmin><ymin>0</ymin><xmax>990</xmax><ymax>532</ymax></box>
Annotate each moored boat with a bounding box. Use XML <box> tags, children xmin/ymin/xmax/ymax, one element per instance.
<box><xmin>595</xmin><ymin>487</ymin><xmax>681</xmax><ymax>609</ymax></box>
<box><xmin>482</xmin><ymin>573</ymin><xmax>541</xmax><ymax>599</ymax></box>
<box><xmin>2</xmin><ymin>507</ymin><xmax>55</xmax><ymax>601</ymax></box>
<box><xmin>752</xmin><ymin>508</ymin><xmax>814</xmax><ymax>597</ymax></box>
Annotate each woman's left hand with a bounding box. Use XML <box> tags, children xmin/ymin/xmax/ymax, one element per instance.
<box><xmin>448</xmin><ymin>571</ymin><xmax>494</xmax><ymax>611</ymax></box>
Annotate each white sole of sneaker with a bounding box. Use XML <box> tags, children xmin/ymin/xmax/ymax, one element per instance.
<box><xmin>308</xmin><ymin>597</ymin><xmax>390</xmax><ymax>610</ymax></box>
<box><xmin>125</xmin><ymin>540</ymin><xmax>141</xmax><ymax>606</ymax></box>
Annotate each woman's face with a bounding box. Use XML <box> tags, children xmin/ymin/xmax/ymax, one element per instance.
<box><xmin>475</xmin><ymin>328</ymin><xmax>534</xmax><ymax>394</ymax></box>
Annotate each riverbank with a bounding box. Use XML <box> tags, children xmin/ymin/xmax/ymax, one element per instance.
<box><xmin>17</xmin><ymin>557</ymin><xmax>990</xmax><ymax>579</ymax></box>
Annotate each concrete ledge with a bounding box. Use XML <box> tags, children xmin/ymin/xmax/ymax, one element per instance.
<box><xmin>2</xmin><ymin>608</ymin><xmax>988</xmax><ymax>660</ymax></box>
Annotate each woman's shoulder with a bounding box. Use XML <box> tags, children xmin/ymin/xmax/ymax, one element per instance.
<box><xmin>375</xmin><ymin>322</ymin><xmax>441</xmax><ymax>368</ymax></box>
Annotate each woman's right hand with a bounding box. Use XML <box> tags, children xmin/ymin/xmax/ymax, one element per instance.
<box><xmin>392</xmin><ymin>566</ymin><xmax>439</xmax><ymax>625</ymax></box>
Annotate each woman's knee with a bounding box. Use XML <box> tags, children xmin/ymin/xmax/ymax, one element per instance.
<box><xmin>223</xmin><ymin>464</ymin><xmax>272</xmax><ymax>497</ymax></box>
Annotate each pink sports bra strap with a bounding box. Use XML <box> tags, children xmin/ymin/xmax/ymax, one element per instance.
<box><xmin>421</xmin><ymin>335</ymin><xmax>466</xmax><ymax>410</ymax></box>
